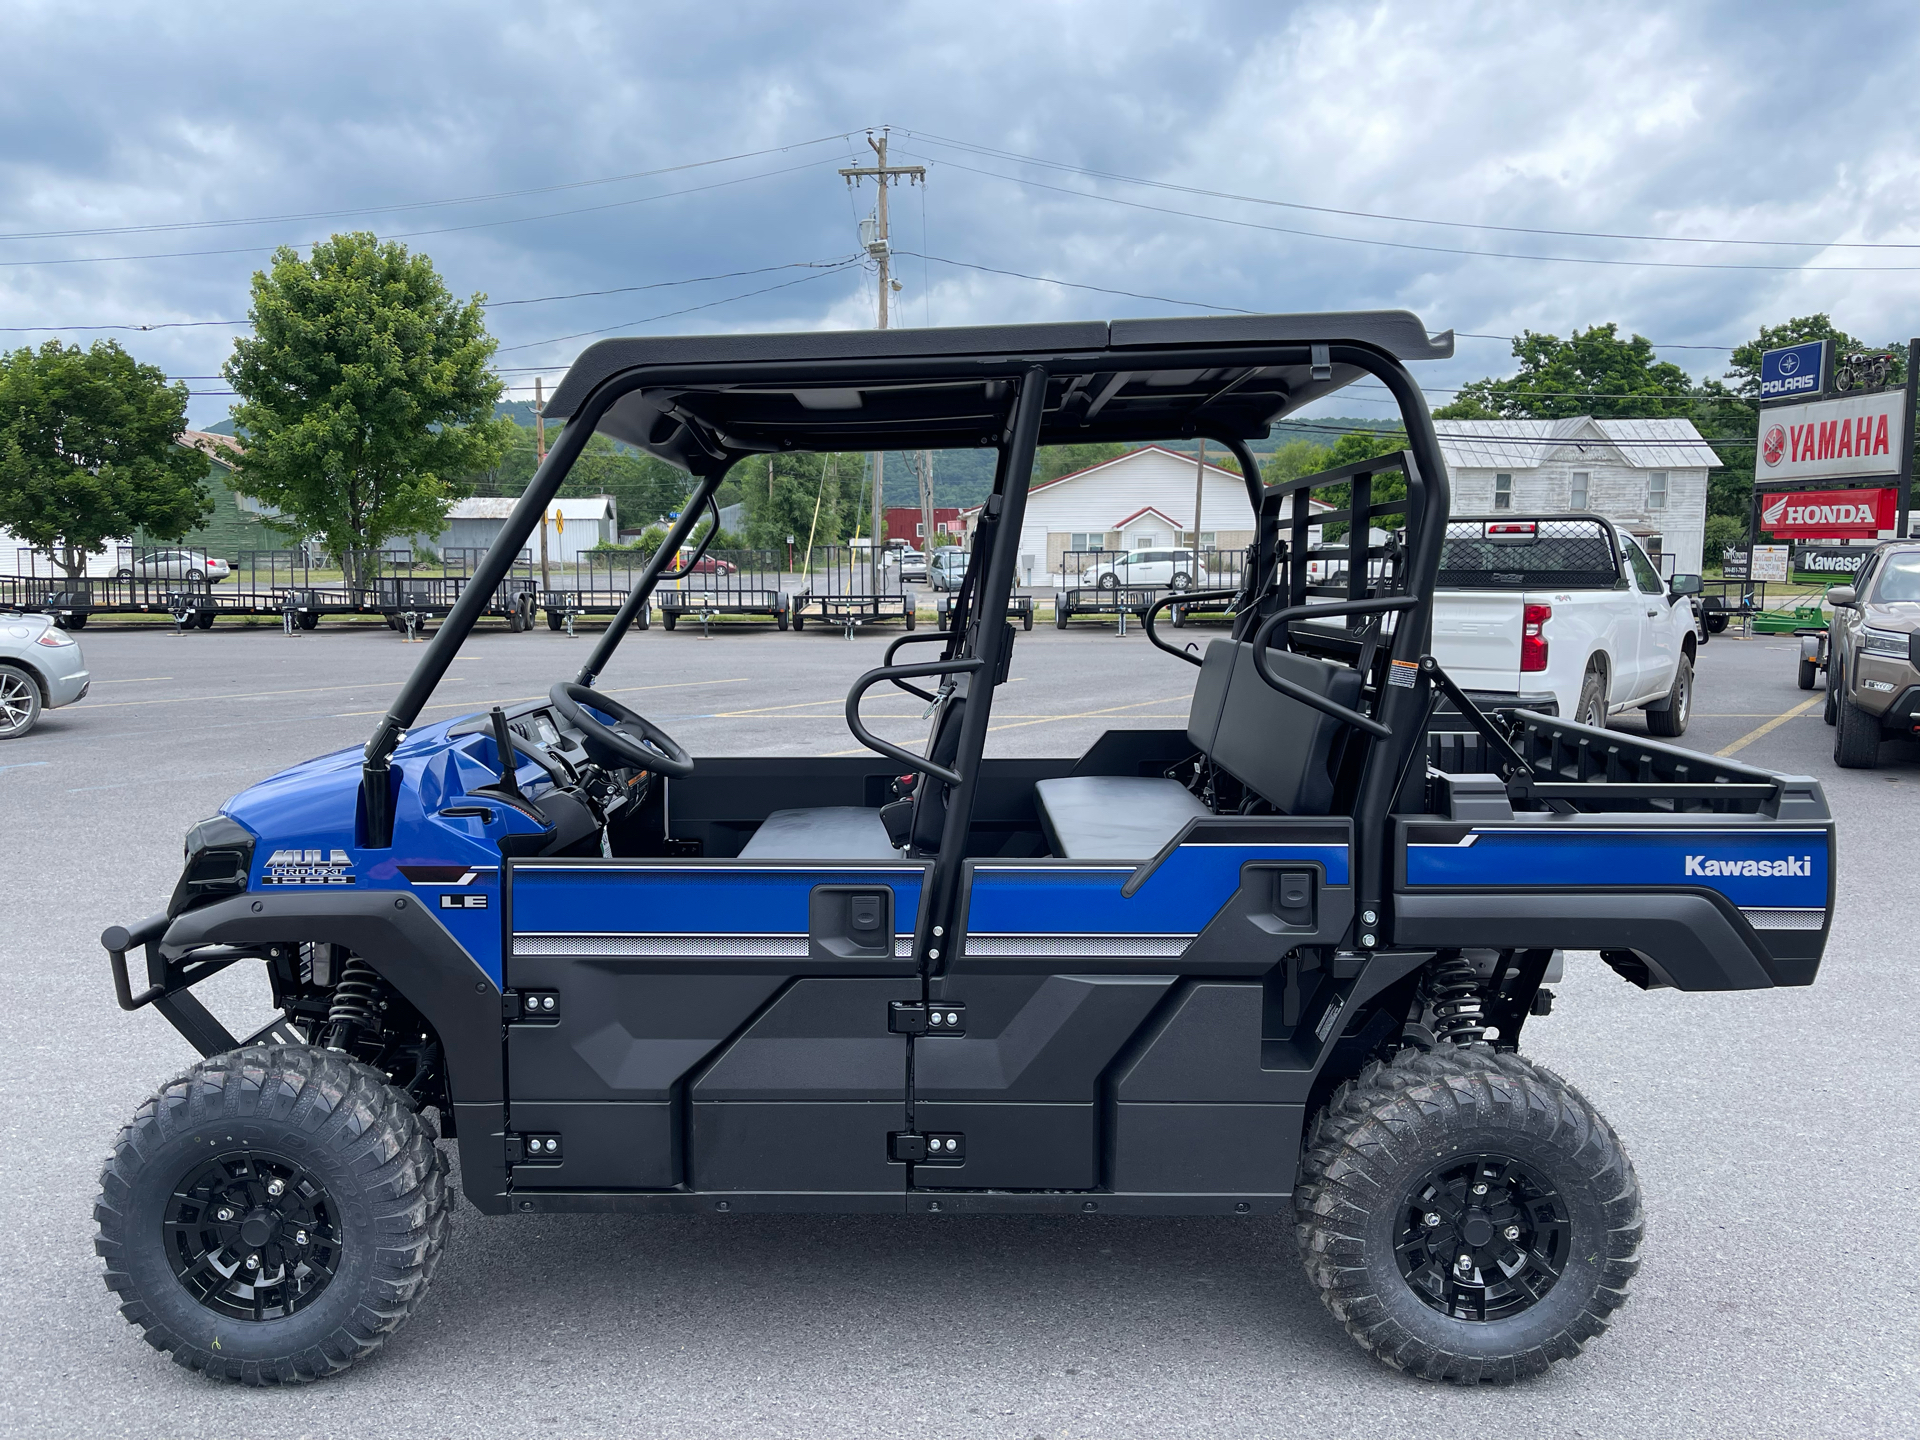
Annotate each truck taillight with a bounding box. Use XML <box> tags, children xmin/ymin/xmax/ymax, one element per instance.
<box><xmin>1522</xmin><ymin>603</ymin><xmax>1551</xmax><ymax>672</ymax></box>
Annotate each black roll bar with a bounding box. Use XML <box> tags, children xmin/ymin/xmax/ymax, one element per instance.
<box><xmin>881</xmin><ymin>629</ymin><xmax>955</xmax><ymax>703</ymax></box>
<box><xmin>1141</xmin><ymin>588</ymin><xmax>1238</xmax><ymax>666</ymax></box>
<box><xmin>844</xmin><ymin>655</ymin><xmax>985</xmax><ymax>784</ymax></box>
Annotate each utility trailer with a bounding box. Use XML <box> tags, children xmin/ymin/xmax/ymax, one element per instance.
<box><xmin>368</xmin><ymin>549</ymin><xmax>539</xmax><ymax>633</ymax></box>
<box><xmin>539</xmin><ymin>551</ymin><xmax>653</xmax><ymax>632</ymax></box>
<box><xmin>656</xmin><ymin>547</ymin><xmax>789</xmax><ymax>631</ymax></box>
<box><xmin>791</xmin><ymin>544</ymin><xmax>916</xmax><ymax>634</ymax></box>
<box><xmin>93</xmin><ymin>312</ymin><xmax>1835</xmax><ymax>1387</ymax></box>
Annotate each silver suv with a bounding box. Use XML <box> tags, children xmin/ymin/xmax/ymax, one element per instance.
<box><xmin>1821</xmin><ymin>543</ymin><xmax>1920</xmax><ymax>768</ymax></box>
<box><xmin>1</xmin><ymin>613</ymin><xmax>91</xmax><ymax>738</ymax></box>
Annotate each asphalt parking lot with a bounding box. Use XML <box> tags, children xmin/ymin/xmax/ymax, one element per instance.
<box><xmin>1</xmin><ymin>616</ymin><xmax>1914</xmax><ymax>1439</ymax></box>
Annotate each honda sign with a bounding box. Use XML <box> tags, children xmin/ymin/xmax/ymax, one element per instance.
<box><xmin>1759</xmin><ymin>488</ymin><xmax>1895</xmax><ymax>539</ymax></box>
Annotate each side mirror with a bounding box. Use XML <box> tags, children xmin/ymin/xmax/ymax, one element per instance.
<box><xmin>1667</xmin><ymin>573</ymin><xmax>1702</xmax><ymax>597</ymax></box>
<box><xmin>1825</xmin><ymin>585</ymin><xmax>1857</xmax><ymax>608</ymax></box>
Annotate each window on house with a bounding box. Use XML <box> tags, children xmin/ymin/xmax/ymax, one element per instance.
<box><xmin>1569</xmin><ymin>472</ymin><xmax>1590</xmax><ymax>510</ymax></box>
<box><xmin>1493</xmin><ymin>473</ymin><xmax>1512</xmax><ymax>510</ymax></box>
<box><xmin>1648</xmin><ymin>471</ymin><xmax>1668</xmax><ymax>510</ymax></box>
<box><xmin>1070</xmin><ymin>532</ymin><xmax>1092</xmax><ymax>551</ymax></box>
<box><xmin>1135</xmin><ymin>533</ymin><xmax>1159</xmax><ymax>548</ymax></box>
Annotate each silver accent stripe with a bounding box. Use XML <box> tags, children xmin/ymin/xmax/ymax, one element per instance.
<box><xmin>516</xmin><ymin>934</ymin><xmax>808</xmax><ymax>957</ymax></box>
<box><xmin>1739</xmin><ymin>908</ymin><xmax>1826</xmax><ymax>931</ymax></box>
<box><xmin>964</xmin><ymin>933</ymin><xmax>1194</xmax><ymax>958</ymax></box>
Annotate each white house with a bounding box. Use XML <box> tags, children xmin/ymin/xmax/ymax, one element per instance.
<box><xmin>962</xmin><ymin>445</ymin><xmax>1267</xmax><ymax>583</ymax></box>
<box><xmin>1433</xmin><ymin>417</ymin><xmax>1719</xmax><ymax>576</ymax></box>
<box><xmin>434</xmin><ymin>495</ymin><xmax>618</xmax><ymax>565</ymax></box>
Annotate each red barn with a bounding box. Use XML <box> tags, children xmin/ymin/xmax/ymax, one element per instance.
<box><xmin>883</xmin><ymin>505</ymin><xmax>961</xmax><ymax>547</ymax></box>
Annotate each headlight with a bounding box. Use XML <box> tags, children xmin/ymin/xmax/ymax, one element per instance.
<box><xmin>169</xmin><ymin>815</ymin><xmax>256</xmax><ymax>917</ymax></box>
<box><xmin>1863</xmin><ymin>627</ymin><xmax>1910</xmax><ymax>658</ymax></box>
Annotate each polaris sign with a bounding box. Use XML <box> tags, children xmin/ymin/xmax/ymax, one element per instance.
<box><xmin>1759</xmin><ymin>341</ymin><xmax>1828</xmax><ymax>401</ymax></box>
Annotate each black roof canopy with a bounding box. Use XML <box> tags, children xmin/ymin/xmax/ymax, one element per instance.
<box><xmin>540</xmin><ymin>310</ymin><xmax>1452</xmax><ymax>472</ymax></box>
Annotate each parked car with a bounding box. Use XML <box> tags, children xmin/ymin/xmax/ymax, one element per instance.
<box><xmin>0</xmin><ymin>613</ymin><xmax>90</xmax><ymax>738</ymax></box>
<box><xmin>1090</xmin><ymin>548</ymin><xmax>1195</xmax><ymax>590</ymax></box>
<box><xmin>114</xmin><ymin>550</ymin><xmax>231</xmax><ymax>584</ymax></box>
<box><xmin>1808</xmin><ymin>542</ymin><xmax>1920</xmax><ymax>768</ymax></box>
<box><xmin>1429</xmin><ymin>515</ymin><xmax>1700</xmax><ymax>733</ymax></box>
<box><xmin>895</xmin><ymin>549</ymin><xmax>928</xmax><ymax>582</ymax></box>
<box><xmin>681</xmin><ymin>554</ymin><xmax>737</xmax><ymax>575</ymax></box>
<box><xmin>929</xmin><ymin>548</ymin><xmax>970</xmax><ymax>591</ymax></box>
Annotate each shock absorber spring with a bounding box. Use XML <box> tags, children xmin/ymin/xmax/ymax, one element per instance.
<box><xmin>1426</xmin><ymin>951</ymin><xmax>1487</xmax><ymax>1046</ymax></box>
<box><xmin>325</xmin><ymin>957</ymin><xmax>383</xmax><ymax>1050</ymax></box>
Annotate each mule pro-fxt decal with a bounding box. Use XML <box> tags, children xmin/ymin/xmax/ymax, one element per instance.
<box><xmin>260</xmin><ymin>846</ymin><xmax>356</xmax><ymax>886</ymax></box>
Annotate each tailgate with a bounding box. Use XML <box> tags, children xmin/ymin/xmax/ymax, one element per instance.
<box><xmin>1430</xmin><ymin>592</ymin><xmax>1522</xmax><ymax>694</ymax></box>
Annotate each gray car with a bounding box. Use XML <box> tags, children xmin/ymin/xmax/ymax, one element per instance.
<box><xmin>0</xmin><ymin>613</ymin><xmax>91</xmax><ymax>738</ymax></box>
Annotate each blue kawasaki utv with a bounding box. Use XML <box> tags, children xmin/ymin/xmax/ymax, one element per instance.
<box><xmin>95</xmin><ymin>313</ymin><xmax>1835</xmax><ymax>1384</ymax></box>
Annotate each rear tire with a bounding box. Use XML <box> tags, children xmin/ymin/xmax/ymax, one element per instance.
<box><xmin>1644</xmin><ymin>656</ymin><xmax>1691</xmax><ymax>737</ymax></box>
<box><xmin>1574</xmin><ymin>661</ymin><xmax>1608</xmax><ymax>729</ymax></box>
<box><xmin>662</xmin><ymin>612</ymin><xmax>677</xmax><ymax>631</ymax></box>
<box><xmin>1834</xmin><ymin>676</ymin><xmax>1882</xmax><ymax>768</ymax></box>
<box><xmin>777</xmin><ymin>609</ymin><xmax>789</xmax><ymax>632</ymax></box>
<box><xmin>195</xmin><ymin>612</ymin><xmax>216</xmax><ymax>630</ymax></box>
<box><xmin>62</xmin><ymin>613</ymin><xmax>87</xmax><ymax>631</ymax></box>
<box><xmin>296</xmin><ymin>612</ymin><xmax>319</xmax><ymax>631</ymax></box>
<box><xmin>0</xmin><ymin>663</ymin><xmax>43</xmax><ymax>738</ymax></box>
<box><xmin>1054</xmin><ymin>607</ymin><xmax>1069</xmax><ymax>629</ymax></box>
<box><xmin>547</xmin><ymin>612</ymin><xmax>563</xmax><ymax>631</ymax></box>
<box><xmin>1824</xmin><ymin>661</ymin><xmax>1839</xmax><ymax>725</ymax></box>
<box><xmin>1295</xmin><ymin>1046</ymin><xmax>1642</xmax><ymax>1384</ymax></box>
<box><xmin>1797</xmin><ymin>656</ymin><xmax>1818</xmax><ymax>690</ymax></box>
<box><xmin>94</xmin><ymin>1046</ymin><xmax>450</xmax><ymax>1385</ymax></box>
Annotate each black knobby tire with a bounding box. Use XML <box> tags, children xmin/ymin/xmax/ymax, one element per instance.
<box><xmin>297</xmin><ymin>612</ymin><xmax>319</xmax><ymax>631</ymax></box>
<box><xmin>547</xmin><ymin>611</ymin><xmax>563</xmax><ymax>631</ymax></box>
<box><xmin>1295</xmin><ymin>1046</ymin><xmax>1643</xmax><ymax>1384</ymax></box>
<box><xmin>1574</xmin><ymin>661</ymin><xmax>1607</xmax><ymax>729</ymax></box>
<box><xmin>1833</xmin><ymin>670</ymin><xmax>1882</xmax><ymax>768</ymax></box>
<box><xmin>1824</xmin><ymin>660</ymin><xmax>1839</xmax><ymax>725</ymax></box>
<box><xmin>1645</xmin><ymin>655</ymin><xmax>1691</xmax><ymax>737</ymax></box>
<box><xmin>95</xmin><ymin>1045</ymin><xmax>451</xmax><ymax>1385</ymax></box>
<box><xmin>195</xmin><ymin>612</ymin><xmax>216</xmax><ymax>630</ymax></box>
<box><xmin>1797</xmin><ymin>656</ymin><xmax>1818</xmax><ymax>690</ymax></box>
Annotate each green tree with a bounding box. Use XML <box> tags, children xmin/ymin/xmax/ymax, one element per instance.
<box><xmin>1032</xmin><ymin>442</ymin><xmax>1131</xmax><ymax>486</ymax></box>
<box><xmin>1436</xmin><ymin>324</ymin><xmax>1697</xmax><ymax>420</ymax></box>
<box><xmin>1260</xmin><ymin>437</ymin><xmax>1332</xmax><ymax>484</ymax></box>
<box><xmin>0</xmin><ymin>338</ymin><xmax>211</xmax><ymax>576</ymax></box>
<box><xmin>222</xmin><ymin>233</ymin><xmax>515</xmax><ymax>582</ymax></box>
<box><xmin>742</xmin><ymin>452</ymin><xmax>867</xmax><ymax>554</ymax></box>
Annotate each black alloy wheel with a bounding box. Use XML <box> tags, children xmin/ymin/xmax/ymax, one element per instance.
<box><xmin>164</xmin><ymin>1149</ymin><xmax>341</xmax><ymax>1321</ymax></box>
<box><xmin>1394</xmin><ymin>1154</ymin><xmax>1569</xmax><ymax>1322</ymax></box>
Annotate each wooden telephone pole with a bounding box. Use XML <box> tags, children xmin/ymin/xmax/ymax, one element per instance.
<box><xmin>840</xmin><ymin>130</ymin><xmax>924</xmax><ymax>579</ymax></box>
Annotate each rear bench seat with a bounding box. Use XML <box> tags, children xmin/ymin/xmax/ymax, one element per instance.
<box><xmin>1034</xmin><ymin>639</ymin><xmax>1361</xmax><ymax>860</ymax></box>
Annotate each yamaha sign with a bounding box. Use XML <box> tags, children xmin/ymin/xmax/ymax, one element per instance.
<box><xmin>1759</xmin><ymin>340</ymin><xmax>1829</xmax><ymax>401</ymax></box>
<box><xmin>1756</xmin><ymin>390</ymin><xmax>1907</xmax><ymax>483</ymax></box>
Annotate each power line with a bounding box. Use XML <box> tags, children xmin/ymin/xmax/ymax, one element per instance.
<box><xmin>897</xmin><ymin>129</ymin><xmax>1920</xmax><ymax>253</ymax></box>
<box><xmin>0</xmin><ymin>157</ymin><xmax>839</xmax><ymax>269</ymax></box>
<box><xmin>493</xmin><ymin>259</ymin><xmax>862</xmax><ymax>354</ymax></box>
<box><xmin>897</xmin><ymin>249</ymin><xmax>1255</xmax><ymax>313</ymax></box>
<box><xmin>0</xmin><ymin>133</ymin><xmax>861</xmax><ymax>243</ymax></box>
<box><xmin>898</xmin><ymin>150</ymin><xmax>1920</xmax><ymax>274</ymax></box>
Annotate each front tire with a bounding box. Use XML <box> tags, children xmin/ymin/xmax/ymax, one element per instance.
<box><xmin>1295</xmin><ymin>1046</ymin><xmax>1643</xmax><ymax>1384</ymax></box>
<box><xmin>94</xmin><ymin>1046</ymin><xmax>450</xmax><ymax>1385</ymax></box>
<box><xmin>1644</xmin><ymin>656</ymin><xmax>1691</xmax><ymax>737</ymax></box>
<box><xmin>1574</xmin><ymin>661</ymin><xmax>1608</xmax><ymax>729</ymax></box>
<box><xmin>1834</xmin><ymin>678</ymin><xmax>1882</xmax><ymax>769</ymax></box>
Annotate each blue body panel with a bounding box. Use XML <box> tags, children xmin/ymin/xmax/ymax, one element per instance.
<box><xmin>1405</xmin><ymin>827</ymin><xmax>1830</xmax><ymax>911</ymax></box>
<box><xmin>964</xmin><ymin>843</ymin><xmax>1350</xmax><ymax>936</ymax></box>
<box><xmin>511</xmin><ymin>863</ymin><xmax>927</xmax><ymax>939</ymax></box>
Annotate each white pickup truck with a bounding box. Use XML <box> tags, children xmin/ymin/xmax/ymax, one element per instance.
<box><xmin>1430</xmin><ymin>515</ymin><xmax>1703</xmax><ymax>734</ymax></box>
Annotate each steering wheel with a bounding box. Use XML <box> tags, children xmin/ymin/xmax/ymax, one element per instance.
<box><xmin>547</xmin><ymin>682</ymin><xmax>695</xmax><ymax>777</ymax></box>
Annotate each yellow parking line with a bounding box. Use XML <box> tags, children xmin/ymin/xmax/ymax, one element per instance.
<box><xmin>1717</xmin><ymin>697</ymin><xmax>1821</xmax><ymax>757</ymax></box>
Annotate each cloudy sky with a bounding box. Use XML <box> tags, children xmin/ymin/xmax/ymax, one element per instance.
<box><xmin>4</xmin><ymin>0</ymin><xmax>1919</xmax><ymax>428</ymax></box>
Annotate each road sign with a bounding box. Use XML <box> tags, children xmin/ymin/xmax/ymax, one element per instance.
<box><xmin>1755</xmin><ymin>390</ymin><xmax>1906</xmax><ymax>483</ymax></box>
<box><xmin>1751</xmin><ymin>546</ymin><xmax>1790</xmax><ymax>582</ymax></box>
<box><xmin>1792</xmin><ymin>545</ymin><xmax>1872</xmax><ymax>578</ymax></box>
<box><xmin>1760</xmin><ymin>340</ymin><xmax>1829</xmax><ymax>402</ymax></box>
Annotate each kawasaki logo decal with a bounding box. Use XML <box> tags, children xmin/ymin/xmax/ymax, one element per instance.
<box><xmin>1684</xmin><ymin>854</ymin><xmax>1812</xmax><ymax>878</ymax></box>
<box><xmin>262</xmin><ymin>847</ymin><xmax>356</xmax><ymax>886</ymax></box>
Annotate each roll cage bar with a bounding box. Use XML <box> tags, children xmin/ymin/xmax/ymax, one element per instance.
<box><xmin>357</xmin><ymin>316</ymin><xmax>1455</xmax><ymax>950</ymax></box>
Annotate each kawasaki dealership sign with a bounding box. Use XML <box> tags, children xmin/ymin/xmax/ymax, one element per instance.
<box><xmin>1756</xmin><ymin>390</ymin><xmax>1907</xmax><ymax>483</ymax></box>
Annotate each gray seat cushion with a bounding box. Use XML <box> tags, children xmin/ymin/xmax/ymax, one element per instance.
<box><xmin>1033</xmin><ymin>776</ymin><xmax>1210</xmax><ymax>861</ymax></box>
<box><xmin>738</xmin><ymin>807</ymin><xmax>900</xmax><ymax>859</ymax></box>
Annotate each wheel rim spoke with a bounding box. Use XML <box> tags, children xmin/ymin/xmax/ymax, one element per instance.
<box><xmin>1395</xmin><ymin>1151</ymin><xmax>1567</xmax><ymax>1322</ymax></box>
<box><xmin>163</xmin><ymin>1146</ymin><xmax>339</xmax><ymax>1322</ymax></box>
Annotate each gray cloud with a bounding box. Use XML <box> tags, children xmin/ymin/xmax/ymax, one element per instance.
<box><xmin>3</xmin><ymin>0</ymin><xmax>1917</xmax><ymax>427</ymax></box>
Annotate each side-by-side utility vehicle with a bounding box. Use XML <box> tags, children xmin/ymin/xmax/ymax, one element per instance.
<box><xmin>95</xmin><ymin>314</ymin><xmax>1835</xmax><ymax>1386</ymax></box>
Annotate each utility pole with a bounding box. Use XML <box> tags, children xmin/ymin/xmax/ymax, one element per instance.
<box><xmin>1898</xmin><ymin>338</ymin><xmax>1919</xmax><ymax>540</ymax></box>
<box><xmin>840</xmin><ymin>129</ymin><xmax>924</xmax><ymax>587</ymax></box>
<box><xmin>916</xmin><ymin>450</ymin><xmax>936</xmax><ymax>558</ymax></box>
<box><xmin>534</xmin><ymin>376</ymin><xmax>550</xmax><ymax>595</ymax></box>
